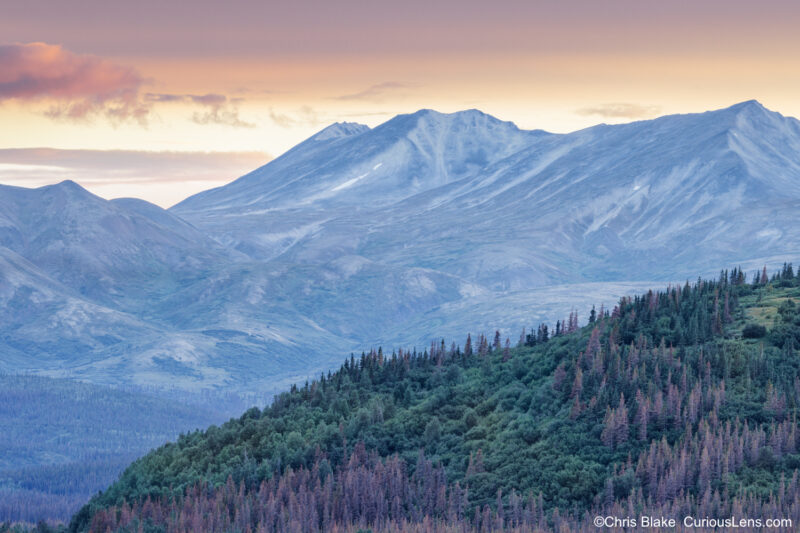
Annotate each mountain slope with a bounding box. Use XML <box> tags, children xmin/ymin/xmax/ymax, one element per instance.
<box><xmin>0</xmin><ymin>245</ymin><xmax>159</xmax><ymax>370</ymax></box>
<box><xmin>172</xmin><ymin>110</ymin><xmax>546</xmax><ymax>258</ymax></box>
<box><xmin>166</xmin><ymin>101</ymin><xmax>800</xmax><ymax>389</ymax></box>
<box><xmin>336</xmin><ymin>100</ymin><xmax>800</xmax><ymax>287</ymax></box>
<box><xmin>70</xmin><ymin>267</ymin><xmax>800</xmax><ymax>532</ymax></box>
<box><xmin>4</xmin><ymin>102</ymin><xmax>800</xmax><ymax>395</ymax></box>
<box><xmin>0</xmin><ymin>180</ymin><xmax>229</xmax><ymax>306</ymax></box>
<box><xmin>174</xmin><ymin>110</ymin><xmax>542</xmax><ymax>212</ymax></box>
<box><xmin>0</xmin><ymin>182</ymin><xmax>259</xmax><ymax>390</ymax></box>
<box><xmin>174</xmin><ymin>101</ymin><xmax>800</xmax><ymax>288</ymax></box>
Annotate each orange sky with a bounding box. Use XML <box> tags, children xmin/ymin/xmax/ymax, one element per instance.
<box><xmin>1</xmin><ymin>0</ymin><xmax>799</xmax><ymax>207</ymax></box>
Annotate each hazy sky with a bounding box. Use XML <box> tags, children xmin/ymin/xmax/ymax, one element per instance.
<box><xmin>2</xmin><ymin>0</ymin><xmax>799</xmax><ymax>207</ymax></box>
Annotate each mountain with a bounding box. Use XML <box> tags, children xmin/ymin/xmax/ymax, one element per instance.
<box><xmin>172</xmin><ymin>101</ymin><xmax>800</xmax><ymax>374</ymax></box>
<box><xmin>203</xmin><ymin>100</ymin><xmax>800</xmax><ymax>282</ymax></box>
<box><xmin>172</xmin><ymin>109</ymin><xmax>545</xmax><ymax>258</ymax></box>
<box><xmin>0</xmin><ymin>180</ymin><xmax>227</xmax><ymax>305</ymax></box>
<box><xmin>68</xmin><ymin>269</ymin><xmax>800</xmax><ymax>533</ymax></box>
<box><xmin>2</xmin><ymin>102</ymin><xmax>800</xmax><ymax>394</ymax></box>
<box><xmin>0</xmin><ymin>242</ymin><xmax>160</xmax><ymax>371</ymax></box>
<box><xmin>175</xmin><ymin>110</ymin><xmax>540</xmax><ymax>211</ymax></box>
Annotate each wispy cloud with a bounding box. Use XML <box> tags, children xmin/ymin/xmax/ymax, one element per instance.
<box><xmin>146</xmin><ymin>92</ymin><xmax>255</xmax><ymax>128</ymax></box>
<box><xmin>144</xmin><ymin>93</ymin><xmax>185</xmax><ymax>103</ymax></box>
<box><xmin>0</xmin><ymin>42</ymin><xmax>150</xmax><ymax>124</ymax></box>
<box><xmin>269</xmin><ymin>106</ymin><xmax>322</xmax><ymax>128</ymax></box>
<box><xmin>335</xmin><ymin>81</ymin><xmax>417</xmax><ymax>102</ymax></box>
<box><xmin>269</xmin><ymin>109</ymin><xmax>294</xmax><ymax>128</ymax></box>
<box><xmin>575</xmin><ymin>103</ymin><xmax>661</xmax><ymax>119</ymax></box>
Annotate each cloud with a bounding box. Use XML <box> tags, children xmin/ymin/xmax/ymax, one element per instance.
<box><xmin>335</xmin><ymin>81</ymin><xmax>416</xmax><ymax>102</ymax></box>
<box><xmin>269</xmin><ymin>106</ymin><xmax>322</xmax><ymax>128</ymax></box>
<box><xmin>269</xmin><ymin>109</ymin><xmax>294</xmax><ymax>128</ymax></box>
<box><xmin>0</xmin><ymin>43</ymin><xmax>254</xmax><ymax>128</ymax></box>
<box><xmin>0</xmin><ymin>42</ymin><xmax>150</xmax><ymax>123</ymax></box>
<box><xmin>146</xmin><ymin>92</ymin><xmax>255</xmax><ymax>128</ymax></box>
<box><xmin>191</xmin><ymin>100</ymin><xmax>254</xmax><ymax>128</ymax></box>
<box><xmin>575</xmin><ymin>103</ymin><xmax>661</xmax><ymax>119</ymax></box>
<box><xmin>143</xmin><ymin>93</ymin><xmax>185</xmax><ymax>103</ymax></box>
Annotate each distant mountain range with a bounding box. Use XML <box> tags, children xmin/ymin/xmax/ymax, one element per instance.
<box><xmin>2</xmin><ymin>100</ymin><xmax>799</xmax><ymax>393</ymax></box>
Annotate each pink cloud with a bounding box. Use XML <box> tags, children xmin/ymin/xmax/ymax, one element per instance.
<box><xmin>0</xmin><ymin>42</ymin><xmax>149</xmax><ymax>123</ymax></box>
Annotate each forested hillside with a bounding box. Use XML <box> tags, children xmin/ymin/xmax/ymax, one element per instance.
<box><xmin>58</xmin><ymin>265</ymin><xmax>800</xmax><ymax>532</ymax></box>
<box><xmin>0</xmin><ymin>376</ymin><xmax>232</xmax><ymax>525</ymax></box>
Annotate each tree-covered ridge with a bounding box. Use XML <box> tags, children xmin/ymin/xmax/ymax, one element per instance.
<box><xmin>66</xmin><ymin>265</ymin><xmax>800</xmax><ymax>532</ymax></box>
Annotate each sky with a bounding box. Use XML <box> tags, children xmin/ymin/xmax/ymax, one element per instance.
<box><xmin>1</xmin><ymin>0</ymin><xmax>800</xmax><ymax>207</ymax></box>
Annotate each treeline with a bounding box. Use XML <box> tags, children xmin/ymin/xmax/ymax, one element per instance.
<box><xmin>0</xmin><ymin>460</ymin><xmax>138</xmax><ymax>525</ymax></box>
<box><xmin>0</xmin><ymin>375</ymin><xmax>230</xmax><ymax>523</ymax></box>
<box><xmin>79</xmin><ymin>444</ymin><xmax>800</xmax><ymax>532</ymax></box>
<box><xmin>66</xmin><ymin>264</ymin><xmax>800</xmax><ymax>532</ymax></box>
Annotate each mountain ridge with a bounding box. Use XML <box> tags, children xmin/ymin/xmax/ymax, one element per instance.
<box><xmin>171</xmin><ymin>107</ymin><xmax>543</xmax><ymax>217</ymax></box>
<box><xmin>2</xmin><ymin>101</ymin><xmax>800</xmax><ymax>394</ymax></box>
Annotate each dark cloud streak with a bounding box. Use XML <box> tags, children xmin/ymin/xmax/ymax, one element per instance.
<box><xmin>146</xmin><ymin>92</ymin><xmax>255</xmax><ymax>128</ymax></box>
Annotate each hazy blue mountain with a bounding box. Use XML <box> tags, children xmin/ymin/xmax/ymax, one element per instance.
<box><xmin>0</xmin><ymin>181</ymin><xmax>228</xmax><ymax>307</ymax></box>
<box><xmin>170</xmin><ymin>101</ymin><xmax>800</xmax><ymax>380</ymax></box>
<box><xmin>343</xmin><ymin>100</ymin><xmax>800</xmax><ymax>287</ymax></box>
<box><xmin>172</xmin><ymin>109</ymin><xmax>545</xmax><ymax>259</ymax></box>
<box><xmin>2</xmin><ymin>101</ymin><xmax>799</xmax><ymax>393</ymax></box>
